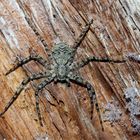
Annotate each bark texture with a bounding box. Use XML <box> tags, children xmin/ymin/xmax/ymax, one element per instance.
<box><xmin>0</xmin><ymin>0</ymin><xmax>140</xmax><ymax>140</ymax></box>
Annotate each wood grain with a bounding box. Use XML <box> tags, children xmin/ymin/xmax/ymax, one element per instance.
<box><xmin>0</xmin><ymin>0</ymin><xmax>140</xmax><ymax>139</ymax></box>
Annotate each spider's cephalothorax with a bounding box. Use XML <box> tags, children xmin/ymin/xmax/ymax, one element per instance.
<box><xmin>0</xmin><ymin>19</ymin><xmax>127</xmax><ymax>131</ymax></box>
<box><xmin>52</xmin><ymin>42</ymin><xmax>73</xmax><ymax>64</ymax></box>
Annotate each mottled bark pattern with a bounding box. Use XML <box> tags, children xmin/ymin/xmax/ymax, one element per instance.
<box><xmin>0</xmin><ymin>0</ymin><xmax>140</xmax><ymax>140</ymax></box>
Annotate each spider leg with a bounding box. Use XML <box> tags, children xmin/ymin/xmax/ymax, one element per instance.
<box><xmin>72</xmin><ymin>19</ymin><xmax>93</xmax><ymax>53</ymax></box>
<box><xmin>5</xmin><ymin>54</ymin><xmax>48</xmax><ymax>75</ymax></box>
<box><xmin>68</xmin><ymin>73</ymin><xmax>104</xmax><ymax>131</ymax></box>
<box><xmin>35</xmin><ymin>77</ymin><xmax>54</xmax><ymax>126</ymax></box>
<box><xmin>0</xmin><ymin>73</ymin><xmax>47</xmax><ymax>117</ymax></box>
<box><xmin>75</xmin><ymin>56</ymin><xmax>126</xmax><ymax>69</ymax></box>
<box><xmin>25</xmin><ymin>17</ymin><xmax>49</xmax><ymax>51</ymax></box>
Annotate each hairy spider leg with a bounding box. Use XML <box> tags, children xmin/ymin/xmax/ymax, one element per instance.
<box><xmin>68</xmin><ymin>74</ymin><xmax>104</xmax><ymax>131</ymax></box>
<box><xmin>74</xmin><ymin>56</ymin><xmax>126</xmax><ymax>69</ymax></box>
<box><xmin>25</xmin><ymin>17</ymin><xmax>49</xmax><ymax>51</ymax></box>
<box><xmin>35</xmin><ymin>77</ymin><xmax>54</xmax><ymax>126</ymax></box>
<box><xmin>5</xmin><ymin>55</ymin><xmax>48</xmax><ymax>75</ymax></box>
<box><xmin>0</xmin><ymin>73</ymin><xmax>47</xmax><ymax>117</ymax></box>
<box><xmin>72</xmin><ymin>19</ymin><xmax>93</xmax><ymax>54</ymax></box>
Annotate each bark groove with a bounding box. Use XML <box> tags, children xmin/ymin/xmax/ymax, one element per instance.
<box><xmin>0</xmin><ymin>0</ymin><xmax>140</xmax><ymax>140</ymax></box>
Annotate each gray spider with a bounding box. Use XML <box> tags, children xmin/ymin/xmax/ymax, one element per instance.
<box><xmin>0</xmin><ymin>19</ymin><xmax>126</xmax><ymax>131</ymax></box>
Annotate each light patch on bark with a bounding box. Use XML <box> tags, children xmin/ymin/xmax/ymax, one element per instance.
<box><xmin>0</xmin><ymin>17</ymin><xmax>19</xmax><ymax>49</ymax></box>
<box><xmin>45</xmin><ymin>0</ymin><xmax>54</xmax><ymax>23</ymax></box>
<box><xmin>99</xmin><ymin>33</ymin><xmax>110</xmax><ymax>56</ymax></box>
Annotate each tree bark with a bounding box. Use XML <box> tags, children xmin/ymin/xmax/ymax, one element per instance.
<box><xmin>0</xmin><ymin>0</ymin><xmax>140</xmax><ymax>140</ymax></box>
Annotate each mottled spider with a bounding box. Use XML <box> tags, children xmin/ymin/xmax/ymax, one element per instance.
<box><xmin>0</xmin><ymin>19</ymin><xmax>126</xmax><ymax>130</ymax></box>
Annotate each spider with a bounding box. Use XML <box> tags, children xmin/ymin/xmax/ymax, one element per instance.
<box><xmin>0</xmin><ymin>19</ymin><xmax>126</xmax><ymax>131</ymax></box>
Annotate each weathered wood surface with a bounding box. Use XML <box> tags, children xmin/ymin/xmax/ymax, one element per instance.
<box><xmin>0</xmin><ymin>0</ymin><xmax>140</xmax><ymax>139</ymax></box>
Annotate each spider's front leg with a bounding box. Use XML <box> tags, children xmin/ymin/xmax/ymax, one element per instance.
<box><xmin>68</xmin><ymin>73</ymin><xmax>104</xmax><ymax>131</ymax></box>
<box><xmin>72</xmin><ymin>19</ymin><xmax>93</xmax><ymax>53</ymax></box>
<box><xmin>25</xmin><ymin>17</ymin><xmax>49</xmax><ymax>51</ymax></box>
<box><xmin>5</xmin><ymin>54</ymin><xmax>48</xmax><ymax>75</ymax></box>
<box><xmin>74</xmin><ymin>56</ymin><xmax>126</xmax><ymax>69</ymax></box>
<box><xmin>35</xmin><ymin>76</ymin><xmax>54</xmax><ymax>126</ymax></box>
<box><xmin>0</xmin><ymin>72</ymin><xmax>47</xmax><ymax>117</ymax></box>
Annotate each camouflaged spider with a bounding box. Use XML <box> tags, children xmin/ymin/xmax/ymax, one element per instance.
<box><xmin>0</xmin><ymin>19</ymin><xmax>126</xmax><ymax>130</ymax></box>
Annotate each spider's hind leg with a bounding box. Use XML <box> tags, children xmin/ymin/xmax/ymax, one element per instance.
<box><xmin>0</xmin><ymin>73</ymin><xmax>47</xmax><ymax>117</ymax></box>
<box><xmin>35</xmin><ymin>89</ymin><xmax>43</xmax><ymax>126</ymax></box>
<box><xmin>86</xmin><ymin>83</ymin><xmax>104</xmax><ymax>130</ymax></box>
<box><xmin>68</xmin><ymin>74</ymin><xmax>104</xmax><ymax>131</ymax></box>
<box><xmin>35</xmin><ymin>77</ymin><xmax>54</xmax><ymax>126</ymax></box>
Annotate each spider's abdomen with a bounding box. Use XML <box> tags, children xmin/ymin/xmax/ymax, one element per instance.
<box><xmin>56</xmin><ymin>65</ymin><xmax>68</xmax><ymax>81</ymax></box>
